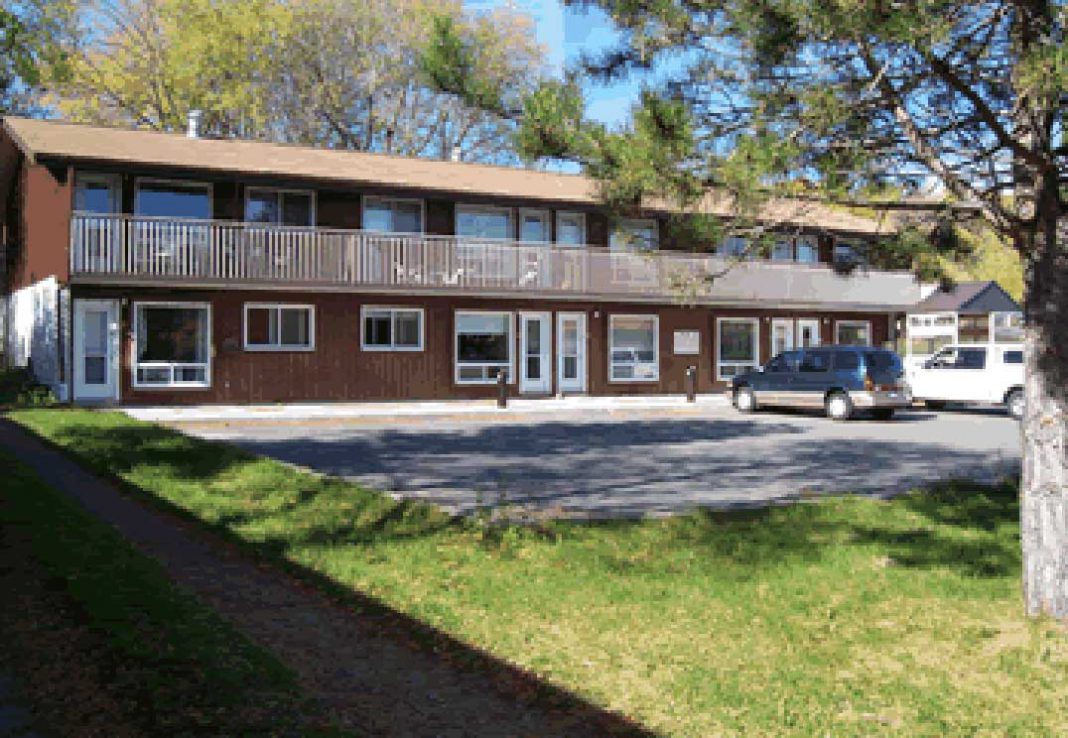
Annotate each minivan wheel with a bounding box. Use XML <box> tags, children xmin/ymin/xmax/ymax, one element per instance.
<box><xmin>1006</xmin><ymin>389</ymin><xmax>1025</xmax><ymax>420</ymax></box>
<box><xmin>871</xmin><ymin>408</ymin><xmax>895</xmax><ymax>421</ymax></box>
<box><xmin>825</xmin><ymin>391</ymin><xmax>853</xmax><ymax>421</ymax></box>
<box><xmin>734</xmin><ymin>386</ymin><xmax>757</xmax><ymax>413</ymax></box>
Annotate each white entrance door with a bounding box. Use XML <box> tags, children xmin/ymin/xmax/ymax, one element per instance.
<box><xmin>557</xmin><ymin>312</ymin><xmax>587</xmax><ymax>393</ymax></box>
<box><xmin>797</xmin><ymin>319</ymin><xmax>821</xmax><ymax>348</ymax></box>
<box><xmin>73</xmin><ymin>299</ymin><xmax>119</xmax><ymax>401</ymax></box>
<box><xmin>519</xmin><ymin>312</ymin><xmax>552</xmax><ymax>394</ymax></box>
<box><xmin>771</xmin><ymin>318</ymin><xmax>795</xmax><ymax>355</ymax></box>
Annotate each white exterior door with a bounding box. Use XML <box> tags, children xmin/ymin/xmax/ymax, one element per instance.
<box><xmin>771</xmin><ymin>318</ymin><xmax>795</xmax><ymax>355</ymax></box>
<box><xmin>73</xmin><ymin>299</ymin><xmax>119</xmax><ymax>402</ymax></box>
<box><xmin>797</xmin><ymin>319</ymin><xmax>821</xmax><ymax>348</ymax></box>
<box><xmin>557</xmin><ymin>312</ymin><xmax>587</xmax><ymax>393</ymax></box>
<box><xmin>519</xmin><ymin>312</ymin><xmax>552</xmax><ymax>394</ymax></box>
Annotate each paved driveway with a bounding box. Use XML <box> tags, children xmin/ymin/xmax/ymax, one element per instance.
<box><xmin>178</xmin><ymin>405</ymin><xmax>1021</xmax><ymax>517</ymax></box>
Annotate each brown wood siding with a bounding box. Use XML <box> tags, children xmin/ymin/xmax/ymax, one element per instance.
<box><xmin>425</xmin><ymin>199</ymin><xmax>454</xmax><ymax>236</ymax></box>
<box><xmin>317</xmin><ymin>189</ymin><xmax>360</xmax><ymax>230</ymax></box>
<box><xmin>72</xmin><ymin>285</ymin><xmax>896</xmax><ymax>405</ymax></box>
<box><xmin>10</xmin><ymin>163</ymin><xmax>71</xmax><ymax>289</ymax></box>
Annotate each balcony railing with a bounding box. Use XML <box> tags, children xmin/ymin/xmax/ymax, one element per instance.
<box><xmin>69</xmin><ymin>213</ymin><xmax>923</xmax><ymax>309</ymax></box>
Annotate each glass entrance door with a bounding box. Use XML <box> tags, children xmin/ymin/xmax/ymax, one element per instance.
<box><xmin>519</xmin><ymin>312</ymin><xmax>552</xmax><ymax>394</ymax></box>
<box><xmin>771</xmin><ymin>318</ymin><xmax>795</xmax><ymax>355</ymax></box>
<box><xmin>797</xmin><ymin>319</ymin><xmax>821</xmax><ymax>348</ymax></box>
<box><xmin>73</xmin><ymin>299</ymin><xmax>118</xmax><ymax>401</ymax></box>
<box><xmin>557</xmin><ymin>312</ymin><xmax>587</xmax><ymax>393</ymax></box>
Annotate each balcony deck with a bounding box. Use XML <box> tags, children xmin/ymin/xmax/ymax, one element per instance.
<box><xmin>69</xmin><ymin>214</ymin><xmax>924</xmax><ymax>311</ymax></box>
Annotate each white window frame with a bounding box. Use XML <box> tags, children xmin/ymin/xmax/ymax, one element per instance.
<box><xmin>244</xmin><ymin>187</ymin><xmax>316</xmax><ymax>227</ymax></box>
<box><xmin>609</xmin><ymin>314</ymin><xmax>660</xmax><ymax>383</ymax></box>
<box><xmin>360</xmin><ymin>306</ymin><xmax>425</xmax><ymax>352</ymax></box>
<box><xmin>454</xmin><ymin>310</ymin><xmax>514</xmax><ymax>385</ymax></box>
<box><xmin>518</xmin><ymin>208</ymin><xmax>551</xmax><ymax>243</ymax></box>
<box><xmin>455</xmin><ymin>204</ymin><xmax>515</xmax><ymax>241</ymax></box>
<box><xmin>555</xmin><ymin>211</ymin><xmax>587</xmax><ymax>247</ymax></box>
<box><xmin>242</xmin><ymin>303</ymin><xmax>315</xmax><ymax>352</ymax></box>
<box><xmin>610</xmin><ymin>218</ymin><xmax>659</xmax><ymax>250</ymax></box>
<box><xmin>361</xmin><ymin>195</ymin><xmax>425</xmax><ymax>234</ymax></box>
<box><xmin>835</xmin><ymin>319</ymin><xmax>872</xmax><ymax>346</ymax></box>
<box><xmin>134</xmin><ymin>177</ymin><xmax>214</xmax><ymax>219</ymax></box>
<box><xmin>716</xmin><ymin>317</ymin><xmax>761</xmax><ymax>381</ymax></box>
<box><xmin>131</xmin><ymin>301</ymin><xmax>212</xmax><ymax>389</ymax></box>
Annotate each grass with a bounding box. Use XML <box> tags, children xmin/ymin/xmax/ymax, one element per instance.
<box><xmin>12</xmin><ymin>407</ymin><xmax>1068</xmax><ymax>737</ymax></box>
<box><xmin>0</xmin><ymin>443</ymin><xmax>340</xmax><ymax>736</ymax></box>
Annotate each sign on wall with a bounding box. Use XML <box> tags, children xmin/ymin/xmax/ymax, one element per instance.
<box><xmin>673</xmin><ymin>329</ymin><xmax>700</xmax><ymax>355</ymax></box>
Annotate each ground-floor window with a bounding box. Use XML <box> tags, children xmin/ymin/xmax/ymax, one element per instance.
<box><xmin>717</xmin><ymin>317</ymin><xmax>760</xmax><ymax>380</ymax></box>
<box><xmin>133</xmin><ymin>302</ymin><xmax>211</xmax><ymax>387</ymax></box>
<box><xmin>362</xmin><ymin>306</ymin><xmax>423</xmax><ymax>351</ymax></box>
<box><xmin>609</xmin><ymin>314</ymin><xmax>659</xmax><ymax>381</ymax></box>
<box><xmin>835</xmin><ymin>320</ymin><xmax>871</xmax><ymax>346</ymax></box>
<box><xmin>455</xmin><ymin>311</ymin><xmax>513</xmax><ymax>384</ymax></box>
<box><xmin>243</xmin><ymin>303</ymin><xmax>314</xmax><ymax>351</ymax></box>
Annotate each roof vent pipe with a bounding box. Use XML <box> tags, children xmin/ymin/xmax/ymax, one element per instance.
<box><xmin>187</xmin><ymin>109</ymin><xmax>202</xmax><ymax>139</ymax></box>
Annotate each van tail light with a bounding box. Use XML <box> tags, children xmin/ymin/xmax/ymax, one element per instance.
<box><xmin>864</xmin><ymin>374</ymin><xmax>875</xmax><ymax>391</ymax></box>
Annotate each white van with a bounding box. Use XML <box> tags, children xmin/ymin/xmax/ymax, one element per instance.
<box><xmin>906</xmin><ymin>344</ymin><xmax>1025</xmax><ymax>418</ymax></box>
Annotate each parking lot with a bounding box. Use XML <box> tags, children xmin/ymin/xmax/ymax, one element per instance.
<box><xmin>156</xmin><ymin>401</ymin><xmax>1023</xmax><ymax>517</ymax></box>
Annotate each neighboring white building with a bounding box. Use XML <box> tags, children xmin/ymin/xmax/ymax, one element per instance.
<box><xmin>905</xmin><ymin>280</ymin><xmax>1023</xmax><ymax>367</ymax></box>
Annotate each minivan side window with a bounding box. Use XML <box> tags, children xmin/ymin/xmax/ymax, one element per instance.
<box><xmin>835</xmin><ymin>351</ymin><xmax>860</xmax><ymax>371</ymax></box>
<box><xmin>800</xmin><ymin>350</ymin><xmax>831</xmax><ymax>372</ymax></box>
<box><xmin>1003</xmin><ymin>350</ymin><xmax>1023</xmax><ymax>365</ymax></box>
<box><xmin>863</xmin><ymin>350</ymin><xmax>901</xmax><ymax>373</ymax></box>
<box><xmin>956</xmin><ymin>347</ymin><xmax>987</xmax><ymax>369</ymax></box>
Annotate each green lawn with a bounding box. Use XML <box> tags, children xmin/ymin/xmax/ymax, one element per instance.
<box><xmin>12</xmin><ymin>408</ymin><xmax>1068</xmax><ymax>737</ymax></box>
<box><xmin>0</xmin><ymin>443</ymin><xmax>339</xmax><ymax>736</ymax></box>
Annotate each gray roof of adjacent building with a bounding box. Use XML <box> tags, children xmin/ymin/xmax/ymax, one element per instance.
<box><xmin>911</xmin><ymin>280</ymin><xmax>1021</xmax><ymax>314</ymax></box>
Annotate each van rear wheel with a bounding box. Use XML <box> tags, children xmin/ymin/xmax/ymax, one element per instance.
<box><xmin>825</xmin><ymin>391</ymin><xmax>853</xmax><ymax>421</ymax></box>
<box><xmin>1006</xmin><ymin>389</ymin><xmax>1024</xmax><ymax>420</ymax></box>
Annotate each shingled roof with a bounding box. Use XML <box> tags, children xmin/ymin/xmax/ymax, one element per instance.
<box><xmin>2</xmin><ymin>116</ymin><xmax>893</xmax><ymax>237</ymax></box>
<box><xmin>912</xmin><ymin>280</ymin><xmax>1021</xmax><ymax>314</ymax></box>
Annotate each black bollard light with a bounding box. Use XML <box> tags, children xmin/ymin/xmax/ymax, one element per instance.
<box><xmin>497</xmin><ymin>368</ymin><xmax>508</xmax><ymax>409</ymax></box>
<box><xmin>686</xmin><ymin>365</ymin><xmax>697</xmax><ymax>403</ymax></box>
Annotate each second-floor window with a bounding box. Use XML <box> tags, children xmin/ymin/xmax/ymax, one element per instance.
<box><xmin>245</xmin><ymin>188</ymin><xmax>314</xmax><ymax>227</ymax></box>
<box><xmin>610</xmin><ymin>218</ymin><xmax>659</xmax><ymax>250</ymax></box>
<box><xmin>519</xmin><ymin>209</ymin><xmax>550</xmax><ymax>242</ymax></box>
<box><xmin>135</xmin><ymin>179</ymin><xmax>211</xmax><ymax>219</ymax></box>
<box><xmin>75</xmin><ymin>173</ymin><xmax>120</xmax><ymax>214</ymax></box>
<box><xmin>456</xmin><ymin>205</ymin><xmax>513</xmax><ymax>240</ymax></box>
<box><xmin>556</xmin><ymin>212</ymin><xmax>586</xmax><ymax>246</ymax></box>
<box><xmin>363</xmin><ymin>197</ymin><xmax>423</xmax><ymax>233</ymax></box>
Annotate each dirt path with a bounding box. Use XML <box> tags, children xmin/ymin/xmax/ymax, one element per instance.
<box><xmin>0</xmin><ymin>421</ymin><xmax>649</xmax><ymax>738</ymax></box>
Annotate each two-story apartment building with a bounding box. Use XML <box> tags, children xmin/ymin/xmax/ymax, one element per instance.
<box><xmin>0</xmin><ymin>116</ymin><xmax>925</xmax><ymax>405</ymax></box>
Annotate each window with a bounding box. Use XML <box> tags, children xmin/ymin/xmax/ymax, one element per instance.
<box><xmin>835</xmin><ymin>320</ymin><xmax>871</xmax><ymax>346</ymax></box>
<box><xmin>135</xmin><ymin>179</ymin><xmax>211</xmax><ymax>219</ymax></box>
<box><xmin>993</xmin><ymin>312</ymin><xmax>1024</xmax><ymax>343</ymax></box>
<box><xmin>556</xmin><ymin>212</ymin><xmax>586</xmax><ymax>246</ymax></box>
<box><xmin>801</xmin><ymin>350</ymin><xmax>833</xmax><ymax>372</ymax></box>
<box><xmin>456</xmin><ymin>205</ymin><xmax>512</xmax><ymax>240</ymax></box>
<box><xmin>833</xmin><ymin>241</ymin><xmax>864</xmax><ymax>267</ymax></box>
<box><xmin>610</xmin><ymin>219</ymin><xmax>658</xmax><ymax>250</ymax></box>
<box><xmin>75</xmin><ymin>173</ymin><xmax>120</xmax><ymax>214</ymax></box>
<box><xmin>363</xmin><ymin>197</ymin><xmax>423</xmax><ymax>233</ymax></box>
<box><xmin>771</xmin><ymin>238</ymin><xmax>794</xmax><ymax>261</ymax></box>
<box><xmin>717</xmin><ymin>318</ymin><xmax>759</xmax><ymax>380</ymax></box>
<box><xmin>519</xmin><ymin>210</ymin><xmax>550</xmax><ymax>242</ymax></box>
<box><xmin>609</xmin><ymin>315</ymin><xmax>659</xmax><ymax>382</ymax></box>
<box><xmin>361</xmin><ymin>307</ymin><xmax>424</xmax><ymax>351</ymax></box>
<box><xmin>133</xmin><ymin>303</ymin><xmax>211</xmax><ymax>388</ymax></box>
<box><xmin>1003</xmin><ymin>350</ymin><xmax>1023</xmax><ymax>365</ymax></box>
<box><xmin>909</xmin><ymin>336</ymin><xmax>953</xmax><ymax>356</ymax></box>
<box><xmin>455</xmin><ymin>311</ymin><xmax>513</xmax><ymax>384</ymax></box>
<box><xmin>795</xmin><ymin>237</ymin><xmax>819</xmax><ymax>264</ymax></box>
<box><xmin>246</xmin><ymin>188</ymin><xmax>314</xmax><ymax>227</ymax></box>
<box><xmin>958</xmin><ymin>315</ymin><xmax>990</xmax><ymax>344</ymax></box>
<box><xmin>864</xmin><ymin>350</ymin><xmax>902</xmax><ymax>374</ymax></box>
<box><xmin>766</xmin><ymin>351</ymin><xmax>800</xmax><ymax>373</ymax></box>
<box><xmin>719</xmin><ymin>236</ymin><xmax>749</xmax><ymax>259</ymax></box>
<box><xmin>956</xmin><ymin>347</ymin><xmax>987</xmax><ymax>369</ymax></box>
<box><xmin>244</xmin><ymin>304</ymin><xmax>314</xmax><ymax>351</ymax></box>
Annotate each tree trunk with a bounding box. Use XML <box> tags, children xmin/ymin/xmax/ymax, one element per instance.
<box><xmin>1020</xmin><ymin>195</ymin><xmax>1068</xmax><ymax>618</ymax></box>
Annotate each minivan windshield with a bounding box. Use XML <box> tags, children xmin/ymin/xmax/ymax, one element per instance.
<box><xmin>864</xmin><ymin>350</ymin><xmax>903</xmax><ymax>375</ymax></box>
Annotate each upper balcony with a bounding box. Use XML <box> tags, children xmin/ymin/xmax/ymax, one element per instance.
<box><xmin>69</xmin><ymin>213</ymin><xmax>924</xmax><ymax>311</ymax></box>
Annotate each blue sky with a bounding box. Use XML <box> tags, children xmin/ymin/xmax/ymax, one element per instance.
<box><xmin>465</xmin><ymin>0</ymin><xmax>642</xmax><ymax>128</ymax></box>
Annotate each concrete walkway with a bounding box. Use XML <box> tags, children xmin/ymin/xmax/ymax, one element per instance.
<box><xmin>123</xmin><ymin>394</ymin><xmax>728</xmax><ymax>424</ymax></box>
<box><xmin>0</xmin><ymin>421</ymin><xmax>649</xmax><ymax>738</ymax></box>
